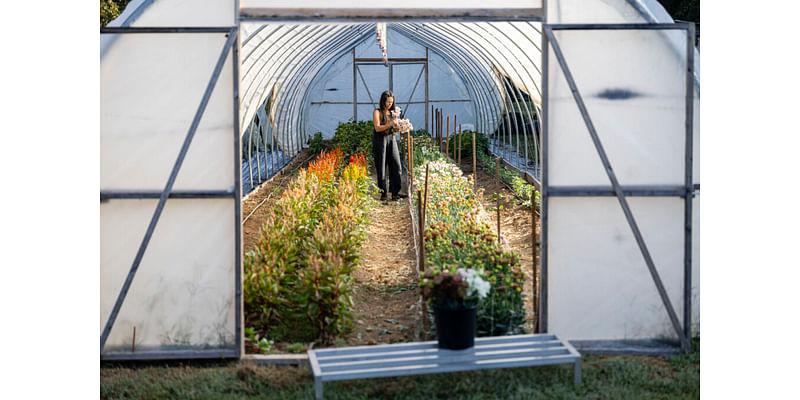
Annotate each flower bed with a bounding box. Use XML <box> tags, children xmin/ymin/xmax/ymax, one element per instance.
<box><xmin>413</xmin><ymin>149</ymin><xmax>526</xmax><ymax>336</ymax></box>
<box><xmin>243</xmin><ymin>148</ymin><xmax>374</xmax><ymax>348</ymax></box>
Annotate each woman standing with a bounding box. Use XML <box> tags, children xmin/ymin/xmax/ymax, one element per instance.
<box><xmin>372</xmin><ymin>90</ymin><xmax>407</xmax><ymax>201</ymax></box>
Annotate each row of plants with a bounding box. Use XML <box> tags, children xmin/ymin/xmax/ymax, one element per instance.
<box><xmin>243</xmin><ymin>148</ymin><xmax>375</xmax><ymax>351</ymax></box>
<box><xmin>447</xmin><ymin>130</ymin><xmax>541</xmax><ymax>209</ymax></box>
<box><xmin>413</xmin><ymin>129</ymin><xmax>540</xmax><ymax>209</ymax></box>
<box><xmin>411</xmin><ymin>140</ymin><xmax>526</xmax><ymax>336</ymax></box>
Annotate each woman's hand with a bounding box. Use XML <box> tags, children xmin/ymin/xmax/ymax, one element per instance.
<box><xmin>392</xmin><ymin>119</ymin><xmax>399</xmax><ymax>127</ymax></box>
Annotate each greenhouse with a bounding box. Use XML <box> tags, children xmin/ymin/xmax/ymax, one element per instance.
<box><xmin>100</xmin><ymin>0</ymin><xmax>699</xmax><ymax>361</ymax></box>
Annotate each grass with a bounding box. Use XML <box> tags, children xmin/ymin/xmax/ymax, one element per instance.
<box><xmin>101</xmin><ymin>337</ymin><xmax>699</xmax><ymax>399</ymax></box>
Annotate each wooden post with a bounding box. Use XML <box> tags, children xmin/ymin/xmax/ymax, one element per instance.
<box><xmin>407</xmin><ymin>131</ymin><xmax>413</xmax><ymax>194</ymax></box>
<box><xmin>472</xmin><ymin>130</ymin><xmax>477</xmax><ymax>191</ymax></box>
<box><xmin>454</xmin><ymin>115</ymin><xmax>457</xmax><ymax>160</ymax></box>
<box><xmin>496</xmin><ymin>157</ymin><xmax>501</xmax><ymax>244</ymax></box>
<box><xmin>445</xmin><ymin>116</ymin><xmax>450</xmax><ymax>158</ymax></box>
<box><xmin>417</xmin><ymin>189</ymin><xmax>424</xmax><ymax>272</ymax></box>
<box><xmin>458</xmin><ymin>124</ymin><xmax>462</xmax><ymax>165</ymax></box>
<box><xmin>132</xmin><ymin>326</ymin><xmax>136</xmax><ymax>352</ymax></box>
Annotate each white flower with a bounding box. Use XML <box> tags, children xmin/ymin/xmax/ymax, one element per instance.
<box><xmin>458</xmin><ymin>268</ymin><xmax>490</xmax><ymax>300</ymax></box>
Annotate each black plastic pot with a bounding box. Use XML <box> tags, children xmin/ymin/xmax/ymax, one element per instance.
<box><xmin>435</xmin><ymin>305</ymin><xmax>477</xmax><ymax>350</ymax></box>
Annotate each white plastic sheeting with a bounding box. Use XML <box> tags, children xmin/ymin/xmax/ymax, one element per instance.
<box><xmin>100</xmin><ymin>0</ymin><xmax>239</xmax><ymax>358</ymax></box>
<box><xmin>544</xmin><ymin>0</ymin><xmax>700</xmax><ymax>342</ymax></box>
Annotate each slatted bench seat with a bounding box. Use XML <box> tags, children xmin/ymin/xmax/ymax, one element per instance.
<box><xmin>307</xmin><ymin>333</ymin><xmax>582</xmax><ymax>399</ymax></box>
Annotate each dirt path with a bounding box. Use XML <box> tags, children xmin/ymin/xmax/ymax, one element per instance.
<box><xmin>456</xmin><ymin>157</ymin><xmax>540</xmax><ymax>333</ymax></box>
<box><xmin>344</xmin><ymin>193</ymin><xmax>419</xmax><ymax>345</ymax></box>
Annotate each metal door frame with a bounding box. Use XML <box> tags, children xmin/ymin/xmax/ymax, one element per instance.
<box><xmin>540</xmin><ymin>20</ymin><xmax>697</xmax><ymax>352</ymax></box>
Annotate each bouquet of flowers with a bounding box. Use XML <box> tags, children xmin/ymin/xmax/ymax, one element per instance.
<box><xmin>420</xmin><ymin>267</ymin><xmax>491</xmax><ymax>309</ymax></box>
<box><xmin>390</xmin><ymin>107</ymin><xmax>413</xmax><ymax>134</ymax></box>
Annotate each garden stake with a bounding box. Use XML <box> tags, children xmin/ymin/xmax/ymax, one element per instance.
<box><xmin>497</xmin><ymin>157</ymin><xmax>501</xmax><ymax>244</ymax></box>
<box><xmin>407</xmin><ymin>131</ymin><xmax>412</xmax><ymax>193</ymax></box>
<box><xmin>446</xmin><ymin>116</ymin><xmax>450</xmax><ymax>158</ymax></box>
<box><xmin>454</xmin><ymin>115</ymin><xmax>457</xmax><ymax>160</ymax></box>
<box><xmin>417</xmin><ymin>189</ymin><xmax>424</xmax><ymax>271</ymax></box>
<box><xmin>132</xmin><ymin>326</ymin><xmax>135</xmax><ymax>352</ymax></box>
<box><xmin>472</xmin><ymin>130</ymin><xmax>477</xmax><ymax>191</ymax></box>
<box><xmin>458</xmin><ymin>124</ymin><xmax>462</xmax><ymax>165</ymax></box>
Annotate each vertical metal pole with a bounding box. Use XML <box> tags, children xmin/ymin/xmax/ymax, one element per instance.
<box><xmin>532</xmin><ymin>191</ymin><xmax>539</xmax><ymax>334</ymax></box>
<box><xmin>232</xmin><ymin>27</ymin><xmax>243</xmax><ymax>357</ymax></box>
<box><xmin>683</xmin><ymin>23</ymin><xmax>696</xmax><ymax>353</ymax></box>
<box><xmin>496</xmin><ymin>157</ymin><xmax>501</xmax><ymax>244</ymax></box>
<box><xmin>353</xmin><ymin>48</ymin><xmax>357</xmax><ymax>121</ymax></box>
<box><xmin>540</xmin><ymin>5</ymin><xmax>549</xmax><ymax>332</ymax></box>
<box><xmin>425</xmin><ymin>48</ymin><xmax>430</xmax><ymax>132</ymax></box>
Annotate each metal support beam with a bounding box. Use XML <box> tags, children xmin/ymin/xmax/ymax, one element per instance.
<box><xmin>683</xmin><ymin>23</ymin><xmax>696</xmax><ymax>353</ymax></box>
<box><xmin>100</xmin><ymin>27</ymin><xmax>238</xmax><ymax>353</ymax></box>
<box><xmin>238</xmin><ymin>8</ymin><xmax>543</xmax><ymax>22</ymax></box>
<box><xmin>544</xmin><ymin>26</ymin><xmax>689</xmax><ymax>350</ymax></box>
<box><xmin>547</xmin><ymin>185</ymin><xmax>689</xmax><ymax>197</ymax></box>
<box><xmin>100</xmin><ymin>190</ymin><xmax>235</xmax><ymax>201</ymax></box>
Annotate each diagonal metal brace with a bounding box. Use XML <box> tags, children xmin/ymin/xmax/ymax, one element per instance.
<box><xmin>544</xmin><ymin>26</ymin><xmax>689</xmax><ymax>351</ymax></box>
<box><xmin>100</xmin><ymin>27</ymin><xmax>238</xmax><ymax>353</ymax></box>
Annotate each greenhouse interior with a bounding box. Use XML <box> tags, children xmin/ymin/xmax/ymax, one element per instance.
<box><xmin>100</xmin><ymin>0</ymin><xmax>700</xmax><ymax>361</ymax></box>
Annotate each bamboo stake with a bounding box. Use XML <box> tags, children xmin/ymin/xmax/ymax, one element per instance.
<box><xmin>132</xmin><ymin>326</ymin><xmax>136</xmax><ymax>352</ymax></box>
<box><xmin>454</xmin><ymin>115</ymin><xmax>457</xmax><ymax>160</ymax></box>
<box><xmin>458</xmin><ymin>124</ymin><xmax>462</xmax><ymax>165</ymax></box>
<box><xmin>417</xmin><ymin>189</ymin><xmax>424</xmax><ymax>272</ymax></box>
<box><xmin>423</xmin><ymin>164</ymin><xmax>430</xmax><ymax>271</ymax></box>
<box><xmin>445</xmin><ymin>116</ymin><xmax>450</xmax><ymax>158</ymax></box>
<box><xmin>472</xmin><ymin>130</ymin><xmax>477</xmax><ymax>191</ymax></box>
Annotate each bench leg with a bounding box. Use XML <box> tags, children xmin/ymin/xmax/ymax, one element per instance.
<box><xmin>315</xmin><ymin>377</ymin><xmax>323</xmax><ymax>400</ymax></box>
<box><xmin>574</xmin><ymin>359</ymin><xmax>582</xmax><ymax>385</ymax></box>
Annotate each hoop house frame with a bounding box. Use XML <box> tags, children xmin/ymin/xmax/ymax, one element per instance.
<box><xmin>540</xmin><ymin>21</ymin><xmax>697</xmax><ymax>352</ymax></box>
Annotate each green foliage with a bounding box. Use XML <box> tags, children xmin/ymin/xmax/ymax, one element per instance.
<box><xmin>308</xmin><ymin>131</ymin><xmax>324</xmax><ymax>155</ymax></box>
<box><xmin>100</xmin><ymin>0</ymin><xmax>132</xmax><ymax>27</ymax></box>
<box><xmin>656</xmin><ymin>0</ymin><xmax>700</xmax><ymax>23</ymax></box>
<box><xmin>331</xmin><ymin>120</ymin><xmax>374</xmax><ymax>163</ymax></box>
<box><xmin>413</xmin><ymin>156</ymin><xmax>526</xmax><ymax>336</ymax></box>
<box><xmin>243</xmin><ymin>155</ymin><xmax>375</xmax><ymax>345</ymax></box>
<box><xmin>245</xmin><ymin>327</ymin><xmax>276</xmax><ymax>355</ymax></box>
<box><xmin>286</xmin><ymin>342</ymin><xmax>308</xmax><ymax>353</ymax></box>
<box><xmin>476</xmin><ymin>146</ymin><xmax>541</xmax><ymax>209</ymax></box>
<box><xmin>445</xmin><ymin>130</ymin><xmax>489</xmax><ymax>160</ymax></box>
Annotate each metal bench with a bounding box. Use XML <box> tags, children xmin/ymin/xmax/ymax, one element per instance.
<box><xmin>307</xmin><ymin>334</ymin><xmax>582</xmax><ymax>399</ymax></box>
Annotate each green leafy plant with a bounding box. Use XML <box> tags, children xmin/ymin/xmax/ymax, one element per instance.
<box><xmin>244</xmin><ymin>150</ymin><xmax>375</xmax><ymax>346</ymax></box>
<box><xmin>286</xmin><ymin>342</ymin><xmax>308</xmax><ymax>353</ymax></box>
<box><xmin>331</xmin><ymin>120</ymin><xmax>374</xmax><ymax>163</ymax></box>
<box><xmin>245</xmin><ymin>327</ymin><xmax>276</xmax><ymax>355</ymax></box>
<box><xmin>308</xmin><ymin>131</ymin><xmax>325</xmax><ymax>155</ymax></box>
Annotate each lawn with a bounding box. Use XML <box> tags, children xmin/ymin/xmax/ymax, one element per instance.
<box><xmin>100</xmin><ymin>337</ymin><xmax>698</xmax><ymax>399</ymax></box>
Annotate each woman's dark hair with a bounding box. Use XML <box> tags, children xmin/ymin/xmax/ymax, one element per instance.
<box><xmin>379</xmin><ymin>90</ymin><xmax>396</xmax><ymax>117</ymax></box>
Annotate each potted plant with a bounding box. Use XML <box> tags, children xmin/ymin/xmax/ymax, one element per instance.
<box><xmin>420</xmin><ymin>267</ymin><xmax>491</xmax><ymax>349</ymax></box>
